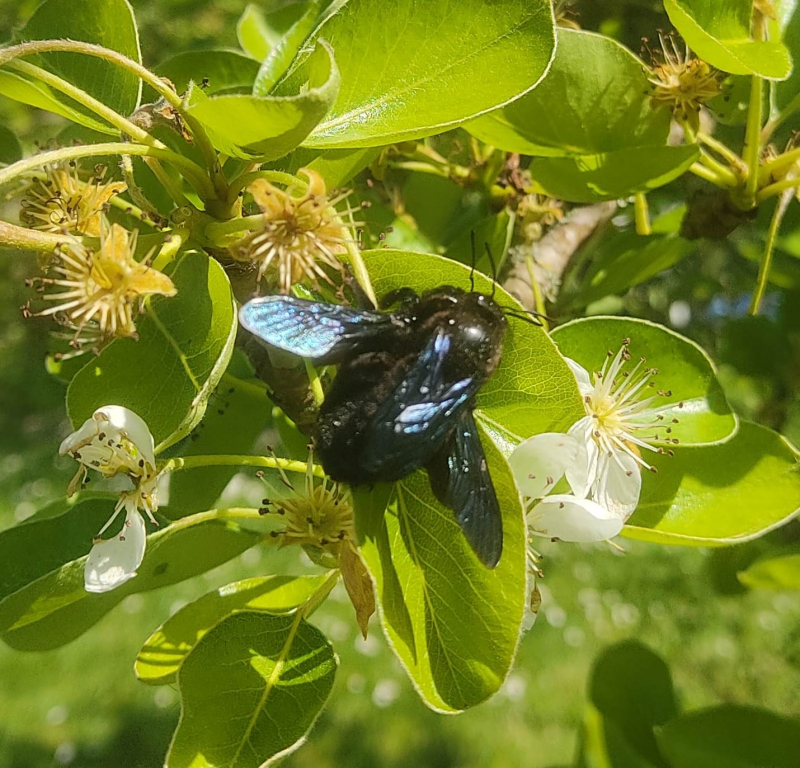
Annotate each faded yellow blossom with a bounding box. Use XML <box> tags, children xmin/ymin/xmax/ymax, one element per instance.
<box><xmin>32</xmin><ymin>221</ymin><xmax>176</xmax><ymax>341</ymax></box>
<box><xmin>647</xmin><ymin>34</ymin><xmax>722</xmax><ymax>131</ymax></box>
<box><xmin>230</xmin><ymin>169</ymin><xmax>353</xmax><ymax>293</ymax></box>
<box><xmin>20</xmin><ymin>161</ymin><xmax>126</xmax><ymax>237</ymax></box>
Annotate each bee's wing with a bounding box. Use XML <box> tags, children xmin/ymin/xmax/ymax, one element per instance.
<box><xmin>427</xmin><ymin>410</ymin><xmax>503</xmax><ymax>569</ymax></box>
<box><xmin>240</xmin><ymin>296</ymin><xmax>396</xmax><ymax>362</ymax></box>
<box><xmin>360</xmin><ymin>328</ymin><xmax>481</xmax><ymax>477</ymax></box>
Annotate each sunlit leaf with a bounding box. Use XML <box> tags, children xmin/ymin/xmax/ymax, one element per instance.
<box><xmin>186</xmin><ymin>38</ymin><xmax>339</xmax><ymax>160</ymax></box>
<box><xmin>625</xmin><ymin>422</ymin><xmax>800</xmax><ymax>546</ymax></box>
<box><xmin>136</xmin><ymin>574</ymin><xmax>330</xmax><ymax>685</ymax></box>
<box><xmin>664</xmin><ymin>0</ymin><xmax>793</xmax><ymax>79</ymax></box>
<box><xmin>166</xmin><ymin>611</ymin><xmax>337</xmax><ymax>768</ymax></box>
<box><xmin>468</xmin><ymin>29</ymin><xmax>670</xmax><ymax>156</ymax></box>
<box><xmin>304</xmin><ymin>0</ymin><xmax>557</xmax><ymax>147</ymax></box>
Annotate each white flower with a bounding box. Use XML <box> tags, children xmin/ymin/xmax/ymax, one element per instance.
<box><xmin>511</xmin><ymin>340</ymin><xmax>676</xmax><ymax>543</ymax></box>
<box><xmin>60</xmin><ymin>405</ymin><xmax>159</xmax><ymax>593</ymax></box>
<box><xmin>84</xmin><ymin>491</ymin><xmax>148</xmax><ymax>593</ymax></box>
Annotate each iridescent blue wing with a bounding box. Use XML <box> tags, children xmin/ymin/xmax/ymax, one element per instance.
<box><xmin>360</xmin><ymin>328</ymin><xmax>481</xmax><ymax>478</ymax></box>
<box><xmin>240</xmin><ymin>296</ymin><xmax>396</xmax><ymax>362</ymax></box>
<box><xmin>426</xmin><ymin>410</ymin><xmax>503</xmax><ymax>568</ymax></box>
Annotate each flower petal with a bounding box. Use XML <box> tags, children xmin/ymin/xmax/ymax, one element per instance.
<box><xmin>84</xmin><ymin>507</ymin><xmax>146</xmax><ymax>593</ymax></box>
<box><xmin>593</xmin><ymin>451</ymin><xmax>642</xmax><ymax>520</ymax></box>
<box><xmin>527</xmin><ymin>494</ymin><xmax>624</xmax><ymax>543</ymax></box>
<box><xmin>509</xmin><ymin>432</ymin><xmax>579</xmax><ymax>499</ymax></box>
<box><xmin>95</xmin><ymin>405</ymin><xmax>156</xmax><ymax>468</ymax></box>
<box><xmin>564</xmin><ymin>357</ymin><xmax>593</xmax><ymax>397</ymax></box>
<box><xmin>565</xmin><ymin>416</ymin><xmax>597</xmax><ymax>498</ymax></box>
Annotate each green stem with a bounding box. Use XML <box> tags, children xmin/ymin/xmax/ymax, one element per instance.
<box><xmin>697</xmin><ymin>132</ymin><xmax>747</xmax><ymax>175</ymax></box>
<box><xmin>749</xmin><ymin>190</ymin><xmax>794</xmax><ymax>316</ymax></box>
<box><xmin>0</xmin><ymin>219</ymin><xmax>70</xmax><ymax>252</ymax></box>
<box><xmin>144</xmin><ymin>157</ymin><xmax>193</xmax><ymax>208</ymax></box>
<box><xmin>205</xmin><ymin>214</ymin><xmax>264</xmax><ymax>241</ymax></box>
<box><xmin>633</xmin><ymin>192</ymin><xmax>652</xmax><ymax>236</ymax></box>
<box><xmin>688</xmin><ymin>162</ymin><xmax>730</xmax><ymax>187</ymax></box>
<box><xmin>159</xmin><ymin>454</ymin><xmax>324</xmax><ymax>477</ymax></box>
<box><xmin>698</xmin><ymin>149</ymin><xmax>740</xmax><ymax>187</ymax></box>
<box><xmin>7</xmin><ymin>60</ymin><xmax>160</xmax><ymax>147</ymax></box>
<box><xmin>226</xmin><ymin>169</ymin><xmax>306</xmax><ymax>206</ymax></box>
<box><xmin>304</xmin><ymin>359</ymin><xmax>325</xmax><ymax>407</ymax></box>
<box><xmin>525</xmin><ymin>252</ymin><xmax>549</xmax><ymax>332</ymax></box>
<box><xmin>386</xmin><ymin>160</ymin><xmax>453</xmax><ymax>179</ymax></box>
<box><xmin>151</xmin><ymin>228</ymin><xmax>189</xmax><ymax>271</ymax></box>
<box><xmin>760</xmin><ymin>146</ymin><xmax>800</xmax><ymax>183</ymax></box>
<box><xmin>107</xmin><ymin>194</ymin><xmax>159</xmax><ymax>227</ymax></box>
<box><xmin>743</xmin><ymin>75</ymin><xmax>764</xmax><ymax>206</ymax></box>
<box><xmin>0</xmin><ymin>40</ymin><xmax>182</xmax><ymax>108</ymax></box>
<box><xmin>0</xmin><ymin>142</ymin><xmax>214</xmax><ymax>200</ymax></box>
<box><xmin>756</xmin><ymin>175</ymin><xmax>800</xmax><ymax>203</ymax></box>
<box><xmin>221</xmin><ymin>371</ymin><xmax>269</xmax><ymax>400</ymax></box>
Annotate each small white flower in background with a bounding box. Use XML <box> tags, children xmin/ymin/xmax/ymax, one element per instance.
<box><xmin>511</xmin><ymin>339</ymin><xmax>678</xmax><ymax>543</ymax></box>
<box><xmin>59</xmin><ymin>406</ymin><xmax>159</xmax><ymax>593</ymax></box>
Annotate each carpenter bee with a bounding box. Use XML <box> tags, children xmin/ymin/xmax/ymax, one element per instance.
<box><xmin>239</xmin><ymin>284</ymin><xmax>508</xmax><ymax>567</ymax></box>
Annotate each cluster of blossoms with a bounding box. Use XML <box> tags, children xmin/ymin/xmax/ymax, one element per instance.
<box><xmin>229</xmin><ymin>169</ymin><xmax>354</xmax><ymax>294</ymax></box>
<box><xmin>60</xmin><ymin>406</ymin><xmax>160</xmax><ymax>593</ymax></box>
<box><xmin>20</xmin><ymin>159</ymin><xmax>176</xmax><ymax>350</ymax></box>
<box><xmin>512</xmin><ymin>340</ymin><xmax>677</xmax><ymax>546</ymax></box>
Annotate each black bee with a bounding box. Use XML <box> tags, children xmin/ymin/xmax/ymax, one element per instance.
<box><xmin>239</xmin><ymin>285</ymin><xmax>507</xmax><ymax>567</ymax></box>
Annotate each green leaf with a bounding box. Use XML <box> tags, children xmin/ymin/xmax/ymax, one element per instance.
<box><xmin>657</xmin><ymin>705</ymin><xmax>800</xmax><ymax>768</ymax></box>
<box><xmin>363</xmin><ymin>249</ymin><xmax>584</xmax><ymax>444</ymax></box>
<box><xmin>136</xmin><ymin>574</ymin><xmax>329</xmax><ymax>685</ymax></box>
<box><xmin>564</xmin><ymin>230</ymin><xmax>696</xmax><ymax>309</ymax></box>
<box><xmin>527</xmin><ymin>145</ymin><xmax>700</xmax><ymax>204</ymax></box>
<box><xmin>303</xmin><ymin>0</ymin><xmax>557</xmax><ymax>147</ymax></box>
<box><xmin>552</xmin><ymin>316</ymin><xmax>736</xmax><ymax>446</ymax></box>
<box><xmin>154</xmin><ymin>49</ymin><xmax>260</xmax><ymax>96</ymax></box>
<box><xmin>0</xmin><ymin>70</ymin><xmax>117</xmax><ymax>134</ymax></box>
<box><xmin>237</xmin><ymin>3</ymin><xmax>309</xmax><ymax>61</ymax></box>
<box><xmin>445</xmin><ymin>210</ymin><xmax>516</xmax><ymax>274</ymax></box>
<box><xmin>355</xmin><ymin>434</ymin><xmax>526</xmax><ymax>712</ymax></box>
<box><xmin>467</xmin><ymin>29</ymin><xmax>670</xmax><ymax>157</ymax></box>
<box><xmin>166</xmin><ymin>611</ymin><xmax>337</xmax><ymax>768</ymax></box>
<box><xmin>775</xmin><ymin>3</ymin><xmax>800</xmax><ymax>118</ymax></box>
<box><xmin>625</xmin><ymin>421</ymin><xmax>800</xmax><ymax>546</ymax></box>
<box><xmin>165</xmin><ymin>376</ymin><xmax>273</xmax><ymax>519</ymax></box>
<box><xmin>0</xmin><ymin>497</ymin><xmax>261</xmax><ymax>650</ymax></box>
<box><xmin>738</xmin><ymin>550</ymin><xmax>800</xmax><ymax>590</ymax></box>
<box><xmin>185</xmin><ymin>38</ymin><xmax>340</xmax><ymax>161</ymax></box>
<box><xmin>664</xmin><ymin>0</ymin><xmax>793</xmax><ymax>80</ymax></box>
<box><xmin>66</xmin><ymin>251</ymin><xmax>237</xmax><ymax>451</ymax></box>
<box><xmin>0</xmin><ymin>123</ymin><xmax>21</xmax><ymax>164</ymax></box>
<box><xmin>587</xmin><ymin>641</ymin><xmax>678</xmax><ymax>768</ymax></box>
<box><xmin>18</xmin><ymin>0</ymin><xmax>142</xmax><ymax>115</ymax></box>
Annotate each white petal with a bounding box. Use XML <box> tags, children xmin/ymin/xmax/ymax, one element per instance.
<box><xmin>593</xmin><ymin>451</ymin><xmax>642</xmax><ymax>520</ymax></box>
<box><xmin>565</xmin><ymin>417</ymin><xmax>597</xmax><ymax>498</ymax></box>
<box><xmin>527</xmin><ymin>494</ymin><xmax>624</xmax><ymax>543</ymax></box>
<box><xmin>84</xmin><ymin>508</ymin><xmax>146</xmax><ymax>593</ymax></box>
<box><xmin>564</xmin><ymin>357</ymin><xmax>593</xmax><ymax>397</ymax></box>
<box><xmin>59</xmin><ymin>414</ymin><xmax>100</xmax><ymax>456</ymax></box>
<box><xmin>509</xmin><ymin>433</ymin><xmax>579</xmax><ymax>499</ymax></box>
<box><xmin>95</xmin><ymin>406</ymin><xmax>156</xmax><ymax>468</ymax></box>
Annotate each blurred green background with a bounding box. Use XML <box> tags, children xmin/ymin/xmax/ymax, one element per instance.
<box><xmin>1</xmin><ymin>1</ymin><xmax>800</xmax><ymax>767</ymax></box>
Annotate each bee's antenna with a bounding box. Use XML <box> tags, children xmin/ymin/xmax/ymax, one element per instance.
<box><xmin>484</xmin><ymin>243</ymin><xmax>497</xmax><ymax>298</ymax></box>
<box><xmin>469</xmin><ymin>230</ymin><xmax>476</xmax><ymax>293</ymax></box>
